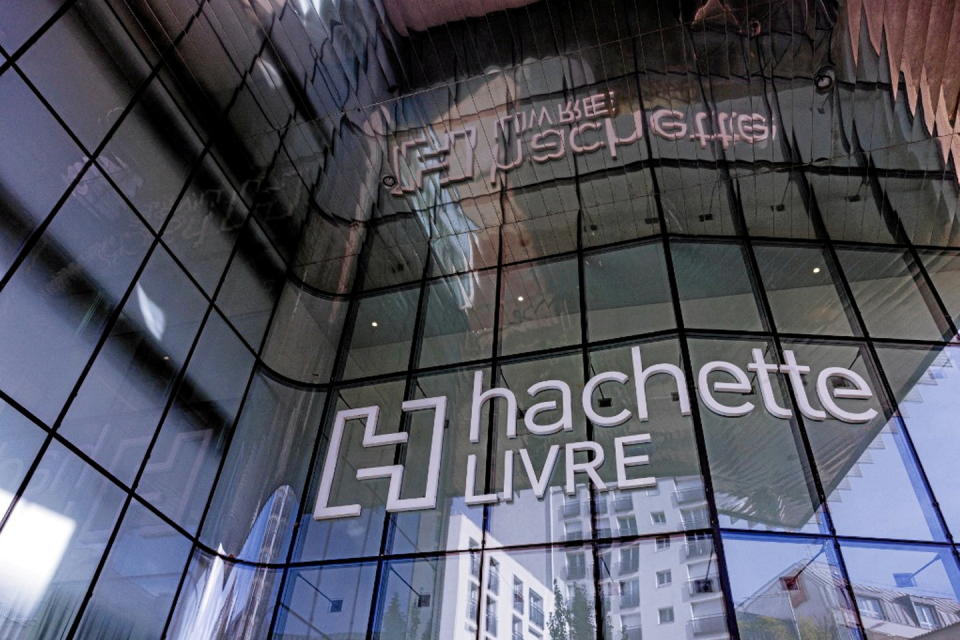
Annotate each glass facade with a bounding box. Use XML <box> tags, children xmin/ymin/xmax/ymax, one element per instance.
<box><xmin>1</xmin><ymin>1</ymin><xmax>960</xmax><ymax>639</ymax></box>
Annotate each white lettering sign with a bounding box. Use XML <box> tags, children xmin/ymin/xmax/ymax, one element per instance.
<box><xmin>314</xmin><ymin>347</ymin><xmax>875</xmax><ymax>520</ymax></box>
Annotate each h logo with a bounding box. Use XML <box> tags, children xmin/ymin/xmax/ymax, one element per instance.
<box><xmin>313</xmin><ymin>396</ymin><xmax>446</xmax><ymax>520</ymax></box>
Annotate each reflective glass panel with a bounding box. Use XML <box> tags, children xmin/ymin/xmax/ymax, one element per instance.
<box><xmin>275</xmin><ymin>562</ymin><xmax>377</xmax><ymax>640</ymax></box>
<box><xmin>599</xmin><ymin>534</ymin><xmax>729</xmax><ymax>639</ymax></box>
<box><xmin>499</xmin><ymin>256</ymin><xmax>581</xmax><ymax>356</ymax></box>
<box><xmin>688</xmin><ymin>338</ymin><xmax>823</xmax><ymax>533</ymax></box>
<box><xmin>837</xmin><ymin>248</ymin><xmax>948</xmax><ymax>341</ymax></box>
<box><xmin>385</xmin><ymin>368</ymin><xmax>488</xmax><ymax>555</ymax></box>
<box><xmin>59</xmin><ymin>248</ymin><xmax>208</xmax><ymax>485</ymax></box>
<box><xmin>672</xmin><ymin>241</ymin><xmax>764</xmax><ymax>331</ymax></box>
<box><xmin>0</xmin><ymin>441</ymin><xmax>126</xmax><ymax>639</ymax></box>
<box><xmin>723</xmin><ymin>533</ymin><xmax>859</xmax><ymax>640</ymax></box>
<box><xmin>784</xmin><ymin>341</ymin><xmax>945</xmax><ymax>541</ymax></box>
<box><xmin>418</xmin><ymin>269</ymin><xmax>496</xmax><ymax>368</ymax></box>
<box><xmin>73</xmin><ymin>501</ymin><xmax>192</xmax><ymax>640</ymax></box>
<box><xmin>584</xmin><ymin>241</ymin><xmax>675</xmax><ymax>342</ymax></box>
<box><xmin>0</xmin><ymin>166</ymin><xmax>151</xmax><ymax>424</ymax></box>
<box><xmin>840</xmin><ymin>540</ymin><xmax>960</xmax><ymax>639</ymax></box>
<box><xmin>138</xmin><ymin>312</ymin><xmax>254</xmax><ymax>533</ymax></box>
<box><xmin>201</xmin><ymin>374</ymin><xmax>325</xmax><ymax>563</ymax></box>
<box><xmin>166</xmin><ymin>548</ymin><xmax>282</xmax><ymax>640</ymax></box>
<box><xmin>877</xmin><ymin>345</ymin><xmax>960</xmax><ymax>535</ymax></box>
<box><xmin>0</xmin><ymin>399</ymin><xmax>45</xmax><ymax>516</ymax></box>
<box><xmin>296</xmin><ymin>380</ymin><xmax>406</xmax><ymax>561</ymax></box>
<box><xmin>587</xmin><ymin>340</ymin><xmax>706</xmax><ymax>538</ymax></box>
<box><xmin>342</xmin><ymin>287</ymin><xmax>419</xmax><ymax>379</ymax></box>
<box><xmin>754</xmin><ymin>244</ymin><xmax>855</xmax><ymax>336</ymax></box>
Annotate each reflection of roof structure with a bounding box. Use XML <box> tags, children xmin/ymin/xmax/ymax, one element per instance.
<box><xmin>845</xmin><ymin>0</ymin><xmax>960</xmax><ymax>167</ymax></box>
<box><xmin>740</xmin><ymin>559</ymin><xmax>960</xmax><ymax>640</ymax></box>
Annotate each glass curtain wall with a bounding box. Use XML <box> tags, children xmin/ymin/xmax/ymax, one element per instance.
<box><xmin>0</xmin><ymin>1</ymin><xmax>960</xmax><ymax>640</ymax></box>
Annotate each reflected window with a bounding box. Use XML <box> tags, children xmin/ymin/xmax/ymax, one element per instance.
<box><xmin>584</xmin><ymin>241</ymin><xmax>674</xmax><ymax>341</ymax></box>
<box><xmin>499</xmin><ymin>257</ymin><xmax>580</xmax><ymax>356</ymax></box>
<box><xmin>419</xmin><ymin>269</ymin><xmax>496</xmax><ymax>367</ymax></box>
<box><xmin>672</xmin><ymin>241</ymin><xmax>764</xmax><ymax>331</ymax></box>
<box><xmin>841</xmin><ymin>541</ymin><xmax>960</xmax><ymax>638</ymax></box>
<box><xmin>837</xmin><ymin>248</ymin><xmax>948</xmax><ymax>340</ymax></box>
<box><xmin>754</xmin><ymin>244</ymin><xmax>855</xmax><ymax>335</ymax></box>
<box><xmin>343</xmin><ymin>287</ymin><xmax>419</xmax><ymax>379</ymax></box>
<box><xmin>724</xmin><ymin>534</ymin><xmax>857</xmax><ymax>639</ymax></box>
<box><xmin>275</xmin><ymin>563</ymin><xmax>376</xmax><ymax>640</ymax></box>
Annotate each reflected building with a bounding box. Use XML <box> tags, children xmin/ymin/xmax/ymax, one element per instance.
<box><xmin>2</xmin><ymin>0</ymin><xmax>960</xmax><ymax>639</ymax></box>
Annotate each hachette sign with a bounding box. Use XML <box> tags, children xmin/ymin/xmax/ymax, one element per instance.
<box><xmin>313</xmin><ymin>347</ymin><xmax>876</xmax><ymax>520</ymax></box>
<box><xmin>388</xmin><ymin>92</ymin><xmax>776</xmax><ymax>195</ymax></box>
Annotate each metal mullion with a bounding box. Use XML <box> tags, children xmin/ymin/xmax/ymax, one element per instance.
<box><xmin>365</xmin><ymin>194</ymin><xmax>436</xmax><ymax>632</ymax></box>
<box><xmin>469</xmin><ymin>213</ymin><xmax>506</xmax><ymax>640</ymax></box>
<box><xmin>264</xmin><ymin>197</ymin><xmax>378</xmax><ymax>640</ymax></box>
<box><xmin>631</xmin><ymin>30</ymin><xmax>743</xmax><ymax>640</ymax></box>
<box><xmin>574</xmin><ymin>153</ymin><xmax>608</xmax><ymax>640</ymax></box>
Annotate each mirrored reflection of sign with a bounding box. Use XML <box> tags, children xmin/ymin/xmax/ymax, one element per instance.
<box><xmin>314</xmin><ymin>347</ymin><xmax>875</xmax><ymax>520</ymax></box>
<box><xmin>389</xmin><ymin>92</ymin><xmax>776</xmax><ymax>195</ymax></box>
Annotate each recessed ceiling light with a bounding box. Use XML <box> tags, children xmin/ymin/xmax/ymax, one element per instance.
<box><xmin>812</xmin><ymin>267</ymin><xmax>821</xmax><ymax>274</ymax></box>
<box><xmin>162</xmin><ymin>355</ymin><xmax>170</xmax><ymax>361</ymax></box>
<box><xmin>371</xmin><ymin>321</ymin><xmax>378</xmax><ymax>327</ymax></box>
<box><xmin>517</xmin><ymin>296</ymin><xmax>524</xmax><ymax>302</ymax></box>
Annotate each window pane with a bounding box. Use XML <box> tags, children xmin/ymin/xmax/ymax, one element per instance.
<box><xmin>784</xmin><ymin>341</ymin><xmax>945</xmax><ymax>541</ymax></box>
<box><xmin>18</xmin><ymin>1</ymin><xmax>150</xmax><ymax>151</ymax></box>
<box><xmin>840</xmin><ymin>541</ymin><xmax>960</xmax><ymax>638</ymax></box>
<box><xmin>0</xmin><ymin>400</ymin><xmax>45</xmax><ymax>516</ymax></box>
<box><xmin>100</xmin><ymin>76</ymin><xmax>203</xmax><ymax>230</ymax></box>
<box><xmin>275</xmin><ymin>563</ymin><xmax>377</xmax><ymax>640</ymax></box>
<box><xmin>342</xmin><ymin>287</ymin><xmax>419</xmax><ymax>379</ymax></box>
<box><xmin>0</xmin><ymin>71</ymin><xmax>85</xmax><ymax>276</ymax></box>
<box><xmin>385</xmin><ymin>369</ymin><xmax>488</xmax><ymax>555</ymax></box>
<box><xmin>723</xmin><ymin>533</ymin><xmax>859</xmax><ymax>640</ymax></box>
<box><xmin>167</xmin><ymin>548</ymin><xmax>282</xmax><ymax>640</ymax></box>
<box><xmin>162</xmin><ymin>157</ymin><xmax>248</xmax><ymax>296</ymax></box>
<box><xmin>754</xmin><ymin>244</ymin><xmax>855</xmax><ymax>336</ymax></box>
<box><xmin>418</xmin><ymin>269</ymin><xmax>496</xmax><ymax>368</ymax></box>
<box><xmin>877</xmin><ymin>345</ymin><xmax>960</xmax><ymax>534</ymax></box>
<box><xmin>672</xmin><ymin>241</ymin><xmax>764</xmax><ymax>331</ymax></box>
<box><xmin>215</xmin><ymin>218</ymin><xmax>284</xmax><ymax>350</ymax></box>
<box><xmin>201</xmin><ymin>375</ymin><xmax>325</xmax><ymax>563</ymax></box>
<box><xmin>0</xmin><ymin>441</ymin><xmax>126</xmax><ymax>638</ymax></box>
<box><xmin>74</xmin><ymin>501</ymin><xmax>192</xmax><ymax>640</ymax></box>
<box><xmin>58</xmin><ymin>248</ymin><xmax>208</xmax><ymax>485</ymax></box>
<box><xmin>485</xmin><ymin>546</ymin><xmax>596</xmax><ymax>640</ymax></box>
<box><xmin>920</xmin><ymin>249</ymin><xmax>960</xmax><ymax>328</ymax></box>
<box><xmin>587</xmin><ymin>340</ymin><xmax>706</xmax><ymax>538</ymax></box>
<box><xmin>657</xmin><ymin>166</ymin><xmax>737</xmax><ymax>235</ymax></box>
<box><xmin>138</xmin><ymin>312</ymin><xmax>254</xmax><ymax>533</ymax></box>
<box><xmin>375</xmin><ymin>554</ymin><xmax>472</xmax><ymax>639</ymax></box>
<box><xmin>485</xmin><ymin>353</ymin><xmax>586</xmax><ymax>547</ymax></box>
<box><xmin>688</xmin><ymin>339</ymin><xmax>823</xmax><ymax>533</ymax></box>
<box><xmin>584</xmin><ymin>242</ymin><xmax>674</xmax><ymax>342</ymax></box>
<box><xmin>0</xmin><ymin>166</ymin><xmax>151</xmax><ymax>424</ymax></box>
<box><xmin>600</xmin><ymin>535</ymin><xmax>729</xmax><ymax>639</ymax></box>
<box><xmin>296</xmin><ymin>380</ymin><xmax>406</xmax><ymax>561</ymax></box>
<box><xmin>499</xmin><ymin>257</ymin><xmax>580</xmax><ymax>356</ymax></box>
<box><xmin>261</xmin><ymin>285</ymin><xmax>346</xmax><ymax>383</ymax></box>
<box><xmin>837</xmin><ymin>248</ymin><xmax>948</xmax><ymax>340</ymax></box>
